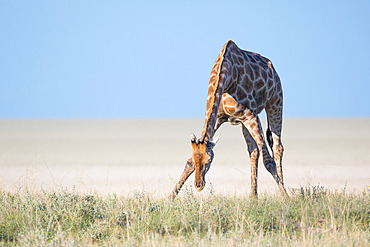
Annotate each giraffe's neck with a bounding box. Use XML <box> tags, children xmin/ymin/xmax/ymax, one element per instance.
<box><xmin>200</xmin><ymin>40</ymin><xmax>232</xmax><ymax>142</ymax></box>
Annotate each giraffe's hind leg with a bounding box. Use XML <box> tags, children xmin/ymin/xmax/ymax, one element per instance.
<box><xmin>265</xmin><ymin>126</ymin><xmax>282</xmax><ymax>182</ymax></box>
<box><xmin>266</xmin><ymin>102</ymin><xmax>288</xmax><ymax>196</ymax></box>
<box><xmin>266</xmin><ymin>102</ymin><xmax>284</xmax><ymax>183</ymax></box>
<box><xmin>241</xmin><ymin>111</ymin><xmax>287</xmax><ymax>196</ymax></box>
<box><xmin>240</xmin><ymin>123</ymin><xmax>259</xmax><ymax>198</ymax></box>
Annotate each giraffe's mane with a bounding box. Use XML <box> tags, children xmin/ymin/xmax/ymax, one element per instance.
<box><xmin>201</xmin><ymin>40</ymin><xmax>234</xmax><ymax>141</ymax></box>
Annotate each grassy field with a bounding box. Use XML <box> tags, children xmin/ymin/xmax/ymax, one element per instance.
<box><xmin>0</xmin><ymin>186</ymin><xmax>368</xmax><ymax>246</ymax></box>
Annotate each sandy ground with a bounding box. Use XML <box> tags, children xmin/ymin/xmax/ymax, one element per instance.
<box><xmin>0</xmin><ymin>118</ymin><xmax>369</xmax><ymax>196</ymax></box>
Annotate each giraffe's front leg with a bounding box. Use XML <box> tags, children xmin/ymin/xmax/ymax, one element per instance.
<box><xmin>169</xmin><ymin>157</ymin><xmax>195</xmax><ymax>201</ymax></box>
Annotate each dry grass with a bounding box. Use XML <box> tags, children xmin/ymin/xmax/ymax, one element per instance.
<box><xmin>0</xmin><ymin>185</ymin><xmax>368</xmax><ymax>246</ymax></box>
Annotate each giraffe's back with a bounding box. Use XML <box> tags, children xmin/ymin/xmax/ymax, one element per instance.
<box><xmin>223</xmin><ymin>42</ymin><xmax>281</xmax><ymax>114</ymax></box>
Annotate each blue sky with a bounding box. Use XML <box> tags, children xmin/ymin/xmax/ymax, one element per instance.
<box><xmin>1</xmin><ymin>1</ymin><xmax>369</xmax><ymax>118</ymax></box>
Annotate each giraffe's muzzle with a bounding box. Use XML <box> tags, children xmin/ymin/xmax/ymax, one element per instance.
<box><xmin>195</xmin><ymin>179</ymin><xmax>205</xmax><ymax>192</ymax></box>
<box><xmin>194</xmin><ymin>162</ymin><xmax>210</xmax><ymax>192</ymax></box>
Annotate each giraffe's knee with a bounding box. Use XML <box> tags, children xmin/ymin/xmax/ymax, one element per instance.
<box><xmin>273</xmin><ymin>143</ymin><xmax>284</xmax><ymax>157</ymax></box>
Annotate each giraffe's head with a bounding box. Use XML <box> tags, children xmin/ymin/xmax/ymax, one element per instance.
<box><xmin>190</xmin><ymin>134</ymin><xmax>218</xmax><ymax>192</ymax></box>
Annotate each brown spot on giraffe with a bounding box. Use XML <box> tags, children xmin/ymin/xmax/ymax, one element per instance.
<box><xmin>250</xmin><ymin>101</ymin><xmax>257</xmax><ymax>109</ymax></box>
<box><xmin>276</xmin><ymin>81</ymin><xmax>282</xmax><ymax>92</ymax></box>
<box><xmin>255</xmin><ymin>87</ymin><xmax>267</xmax><ymax>107</ymax></box>
<box><xmin>255</xmin><ymin>79</ymin><xmax>265</xmax><ymax>90</ymax></box>
<box><xmin>261</xmin><ymin>68</ymin><xmax>267</xmax><ymax>82</ymax></box>
<box><xmin>267</xmin><ymin>79</ymin><xmax>273</xmax><ymax>88</ymax></box>
<box><xmin>237</xmin><ymin>56</ymin><xmax>244</xmax><ymax>65</ymax></box>
<box><xmin>236</xmin><ymin>86</ymin><xmax>248</xmax><ymax>101</ymax></box>
<box><xmin>232</xmin><ymin>66</ymin><xmax>237</xmax><ymax>78</ymax></box>
<box><xmin>245</xmin><ymin>64</ymin><xmax>254</xmax><ymax>81</ymax></box>
<box><xmin>170</xmin><ymin>40</ymin><xmax>288</xmax><ymax>201</ymax></box>
<box><xmin>248</xmin><ymin>53</ymin><xmax>257</xmax><ymax>63</ymax></box>
<box><xmin>250</xmin><ymin>63</ymin><xmax>260</xmax><ymax>77</ymax></box>
<box><xmin>241</xmin><ymin>74</ymin><xmax>252</xmax><ymax>93</ymax></box>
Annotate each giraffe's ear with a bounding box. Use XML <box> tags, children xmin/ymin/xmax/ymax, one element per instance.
<box><xmin>190</xmin><ymin>133</ymin><xmax>197</xmax><ymax>143</ymax></box>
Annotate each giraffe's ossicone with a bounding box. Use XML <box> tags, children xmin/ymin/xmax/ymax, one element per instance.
<box><xmin>169</xmin><ymin>40</ymin><xmax>288</xmax><ymax>200</ymax></box>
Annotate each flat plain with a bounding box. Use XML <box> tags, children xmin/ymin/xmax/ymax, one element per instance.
<box><xmin>0</xmin><ymin>118</ymin><xmax>369</xmax><ymax>195</ymax></box>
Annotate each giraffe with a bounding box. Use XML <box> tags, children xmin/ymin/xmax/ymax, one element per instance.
<box><xmin>169</xmin><ymin>40</ymin><xmax>288</xmax><ymax>200</ymax></box>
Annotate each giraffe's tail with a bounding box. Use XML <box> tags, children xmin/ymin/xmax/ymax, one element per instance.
<box><xmin>266</xmin><ymin>125</ymin><xmax>273</xmax><ymax>151</ymax></box>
